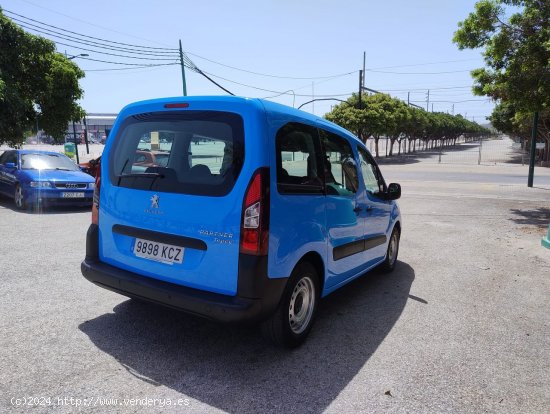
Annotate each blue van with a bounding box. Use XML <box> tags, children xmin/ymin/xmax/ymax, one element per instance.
<box><xmin>81</xmin><ymin>96</ymin><xmax>402</xmax><ymax>347</ymax></box>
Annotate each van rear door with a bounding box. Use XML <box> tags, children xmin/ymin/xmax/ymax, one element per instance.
<box><xmin>99</xmin><ymin>109</ymin><xmax>245</xmax><ymax>296</ymax></box>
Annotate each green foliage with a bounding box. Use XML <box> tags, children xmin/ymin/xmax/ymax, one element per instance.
<box><xmin>0</xmin><ymin>9</ymin><xmax>85</xmax><ymax>146</ymax></box>
<box><xmin>454</xmin><ymin>1</ymin><xmax>550</xmax><ymax>160</ymax></box>
<box><xmin>324</xmin><ymin>94</ymin><xmax>488</xmax><ymax>157</ymax></box>
<box><xmin>453</xmin><ymin>0</ymin><xmax>550</xmax><ymax>112</ymax></box>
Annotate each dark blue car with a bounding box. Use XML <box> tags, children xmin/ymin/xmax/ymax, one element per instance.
<box><xmin>0</xmin><ymin>150</ymin><xmax>95</xmax><ymax>210</ymax></box>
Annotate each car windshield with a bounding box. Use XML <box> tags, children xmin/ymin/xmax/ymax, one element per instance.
<box><xmin>21</xmin><ymin>153</ymin><xmax>80</xmax><ymax>171</ymax></box>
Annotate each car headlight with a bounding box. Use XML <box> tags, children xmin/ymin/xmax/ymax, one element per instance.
<box><xmin>30</xmin><ymin>181</ymin><xmax>52</xmax><ymax>188</ymax></box>
<box><xmin>88</xmin><ymin>183</ymin><xmax>95</xmax><ymax>189</ymax></box>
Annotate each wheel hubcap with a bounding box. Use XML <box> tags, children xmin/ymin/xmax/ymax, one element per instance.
<box><xmin>388</xmin><ymin>233</ymin><xmax>398</xmax><ymax>265</ymax></box>
<box><xmin>15</xmin><ymin>187</ymin><xmax>23</xmax><ymax>207</ymax></box>
<box><xmin>288</xmin><ymin>276</ymin><xmax>315</xmax><ymax>334</ymax></box>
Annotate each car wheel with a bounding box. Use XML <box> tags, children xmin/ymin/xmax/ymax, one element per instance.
<box><xmin>14</xmin><ymin>184</ymin><xmax>26</xmax><ymax>210</ymax></box>
<box><xmin>380</xmin><ymin>227</ymin><xmax>400</xmax><ymax>272</ymax></box>
<box><xmin>261</xmin><ymin>261</ymin><xmax>319</xmax><ymax>348</ymax></box>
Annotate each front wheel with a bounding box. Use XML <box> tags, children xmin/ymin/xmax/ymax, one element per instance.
<box><xmin>14</xmin><ymin>184</ymin><xmax>26</xmax><ymax>210</ymax></box>
<box><xmin>261</xmin><ymin>261</ymin><xmax>319</xmax><ymax>348</ymax></box>
<box><xmin>380</xmin><ymin>227</ymin><xmax>400</xmax><ymax>272</ymax></box>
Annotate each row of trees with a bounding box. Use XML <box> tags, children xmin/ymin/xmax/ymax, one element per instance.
<box><xmin>324</xmin><ymin>93</ymin><xmax>489</xmax><ymax>158</ymax></box>
<box><xmin>0</xmin><ymin>8</ymin><xmax>85</xmax><ymax>147</ymax></box>
<box><xmin>453</xmin><ymin>0</ymin><xmax>550</xmax><ymax>164</ymax></box>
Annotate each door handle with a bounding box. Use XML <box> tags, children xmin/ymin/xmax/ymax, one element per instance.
<box><xmin>365</xmin><ymin>205</ymin><xmax>373</xmax><ymax>212</ymax></box>
<box><xmin>353</xmin><ymin>206</ymin><xmax>362</xmax><ymax>213</ymax></box>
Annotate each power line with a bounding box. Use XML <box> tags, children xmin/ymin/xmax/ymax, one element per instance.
<box><xmin>11</xmin><ymin>18</ymin><xmax>179</xmax><ymax>57</ymax></box>
<box><xmin>378</xmin><ymin>86</ymin><xmax>474</xmax><ymax>92</ymax></box>
<box><xmin>187</xmin><ymin>51</ymin><xmax>356</xmax><ymax>80</ymax></box>
<box><xmin>16</xmin><ymin>0</ymin><xmax>175</xmax><ymax>47</ymax></box>
<box><xmin>198</xmin><ymin>70</ymin><xmax>353</xmax><ymax>97</ymax></box>
<box><xmin>367</xmin><ymin>58</ymin><xmax>480</xmax><ymax>70</ymax></box>
<box><xmin>3</xmin><ymin>9</ymin><xmax>178</xmax><ymax>51</ymax></box>
<box><xmin>2</xmin><ymin>6</ymin><xmax>494</xmax><ymax>109</ymax></box>
<box><xmin>77</xmin><ymin>56</ymin><xmax>179</xmax><ymax>67</ymax></box>
<box><xmin>83</xmin><ymin>64</ymin><xmax>179</xmax><ymax>72</ymax></box>
<box><xmin>410</xmin><ymin>99</ymin><xmax>491</xmax><ymax>103</ymax></box>
<box><xmin>367</xmin><ymin>69</ymin><xmax>473</xmax><ymax>75</ymax></box>
<box><xmin>16</xmin><ymin>30</ymin><xmax>179</xmax><ymax>61</ymax></box>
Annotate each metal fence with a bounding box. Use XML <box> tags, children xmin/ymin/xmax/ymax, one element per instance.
<box><xmin>366</xmin><ymin>135</ymin><xmax>530</xmax><ymax>166</ymax></box>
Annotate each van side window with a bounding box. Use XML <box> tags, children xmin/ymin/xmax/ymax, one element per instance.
<box><xmin>276</xmin><ymin>122</ymin><xmax>323</xmax><ymax>194</ymax></box>
<box><xmin>358</xmin><ymin>147</ymin><xmax>385</xmax><ymax>195</ymax></box>
<box><xmin>319</xmin><ymin>129</ymin><xmax>359</xmax><ymax>196</ymax></box>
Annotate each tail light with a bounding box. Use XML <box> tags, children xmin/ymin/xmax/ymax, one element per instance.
<box><xmin>91</xmin><ymin>159</ymin><xmax>101</xmax><ymax>225</ymax></box>
<box><xmin>240</xmin><ymin>168</ymin><xmax>269</xmax><ymax>255</ymax></box>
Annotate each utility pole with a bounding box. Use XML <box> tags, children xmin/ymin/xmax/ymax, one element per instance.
<box><xmin>432</xmin><ymin>103</ymin><xmax>434</xmax><ymax>113</ymax></box>
<box><xmin>312</xmin><ymin>82</ymin><xmax>315</xmax><ymax>114</ymax></box>
<box><xmin>72</xmin><ymin>121</ymin><xmax>80</xmax><ymax>164</ymax></box>
<box><xmin>179</xmin><ymin>39</ymin><xmax>187</xmax><ymax>96</ymax></box>
<box><xmin>528</xmin><ymin>111</ymin><xmax>539</xmax><ymax>187</ymax></box>
<box><xmin>452</xmin><ymin>104</ymin><xmax>454</xmax><ymax>115</ymax></box>
<box><xmin>407</xmin><ymin>92</ymin><xmax>410</xmax><ymax>106</ymax></box>
<box><xmin>362</xmin><ymin>51</ymin><xmax>366</xmax><ymax>89</ymax></box>
<box><xmin>426</xmin><ymin>90</ymin><xmax>430</xmax><ymax>111</ymax></box>
<box><xmin>82</xmin><ymin>116</ymin><xmax>90</xmax><ymax>154</ymax></box>
<box><xmin>358</xmin><ymin>70</ymin><xmax>363</xmax><ymax>109</ymax></box>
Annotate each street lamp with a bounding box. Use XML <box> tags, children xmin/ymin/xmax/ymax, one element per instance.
<box><xmin>67</xmin><ymin>53</ymin><xmax>89</xmax><ymax>60</ymax></box>
<box><xmin>297</xmin><ymin>98</ymin><xmax>348</xmax><ymax>110</ymax></box>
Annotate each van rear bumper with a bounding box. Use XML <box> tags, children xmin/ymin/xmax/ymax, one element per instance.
<box><xmin>81</xmin><ymin>225</ymin><xmax>286</xmax><ymax>324</ymax></box>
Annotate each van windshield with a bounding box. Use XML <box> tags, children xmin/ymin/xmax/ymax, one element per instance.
<box><xmin>109</xmin><ymin>111</ymin><xmax>244</xmax><ymax>196</ymax></box>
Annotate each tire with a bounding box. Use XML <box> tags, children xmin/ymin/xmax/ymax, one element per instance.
<box><xmin>14</xmin><ymin>184</ymin><xmax>26</xmax><ymax>210</ymax></box>
<box><xmin>261</xmin><ymin>261</ymin><xmax>319</xmax><ymax>348</ymax></box>
<box><xmin>380</xmin><ymin>227</ymin><xmax>400</xmax><ymax>273</ymax></box>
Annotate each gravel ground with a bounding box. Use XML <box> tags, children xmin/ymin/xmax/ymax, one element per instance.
<box><xmin>0</xmin><ymin>160</ymin><xmax>549</xmax><ymax>413</ymax></box>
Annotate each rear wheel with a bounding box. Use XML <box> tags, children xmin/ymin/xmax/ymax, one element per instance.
<box><xmin>14</xmin><ymin>184</ymin><xmax>26</xmax><ymax>210</ymax></box>
<box><xmin>261</xmin><ymin>261</ymin><xmax>319</xmax><ymax>348</ymax></box>
<box><xmin>262</xmin><ymin>262</ymin><xmax>320</xmax><ymax>348</ymax></box>
<box><xmin>380</xmin><ymin>227</ymin><xmax>400</xmax><ymax>272</ymax></box>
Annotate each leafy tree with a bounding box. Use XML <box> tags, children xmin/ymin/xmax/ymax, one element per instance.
<box><xmin>453</xmin><ymin>0</ymin><xmax>550</xmax><ymax>162</ymax></box>
<box><xmin>325</xmin><ymin>93</ymin><xmax>489</xmax><ymax>157</ymax></box>
<box><xmin>325</xmin><ymin>93</ymin><xmax>397</xmax><ymax>157</ymax></box>
<box><xmin>324</xmin><ymin>94</ymin><xmax>366</xmax><ymax>139</ymax></box>
<box><xmin>0</xmin><ymin>9</ymin><xmax>85</xmax><ymax>146</ymax></box>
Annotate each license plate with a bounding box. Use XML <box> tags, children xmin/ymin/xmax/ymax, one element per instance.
<box><xmin>133</xmin><ymin>238</ymin><xmax>184</xmax><ymax>265</ymax></box>
<box><xmin>62</xmin><ymin>192</ymin><xmax>85</xmax><ymax>198</ymax></box>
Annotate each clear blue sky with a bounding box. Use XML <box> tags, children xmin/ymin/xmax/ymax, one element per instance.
<box><xmin>1</xmin><ymin>0</ymin><xmax>494</xmax><ymax>123</ymax></box>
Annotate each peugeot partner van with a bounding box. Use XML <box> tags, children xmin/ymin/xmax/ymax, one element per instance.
<box><xmin>81</xmin><ymin>96</ymin><xmax>402</xmax><ymax>347</ymax></box>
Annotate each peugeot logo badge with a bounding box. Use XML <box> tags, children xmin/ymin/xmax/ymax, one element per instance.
<box><xmin>150</xmin><ymin>194</ymin><xmax>159</xmax><ymax>209</ymax></box>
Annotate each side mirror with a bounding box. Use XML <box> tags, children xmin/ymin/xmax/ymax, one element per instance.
<box><xmin>386</xmin><ymin>183</ymin><xmax>401</xmax><ymax>200</ymax></box>
<box><xmin>5</xmin><ymin>162</ymin><xmax>17</xmax><ymax>169</ymax></box>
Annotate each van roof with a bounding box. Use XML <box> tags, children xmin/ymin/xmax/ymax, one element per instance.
<box><xmin>117</xmin><ymin>96</ymin><xmax>361</xmax><ymax>145</ymax></box>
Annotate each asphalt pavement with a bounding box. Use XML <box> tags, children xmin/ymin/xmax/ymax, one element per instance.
<box><xmin>0</xmin><ymin>157</ymin><xmax>549</xmax><ymax>413</ymax></box>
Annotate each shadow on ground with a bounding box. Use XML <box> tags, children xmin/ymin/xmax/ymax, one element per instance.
<box><xmin>80</xmin><ymin>262</ymin><xmax>415</xmax><ymax>413</ymax></box>
<box><xmin>509</xmin><ymin>207</ymin><xmax>550</xmax><ymax>229</ymax></box>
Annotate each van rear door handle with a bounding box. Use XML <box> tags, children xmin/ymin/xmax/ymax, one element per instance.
<box><xmin>365</xmin><ymin>205</ymin><xmax>373</xmax><ymax>212</ymax></box>
<box><xmin>353</xmin><ymin>206</ymin><xmax>362</xmax><ymax>213</ymax></box>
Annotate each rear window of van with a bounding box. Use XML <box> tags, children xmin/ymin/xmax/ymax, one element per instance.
<box><xmin>109</xmin><ymin>111</ymin><xmax>244</xmax><ymax>196</ymax></box>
